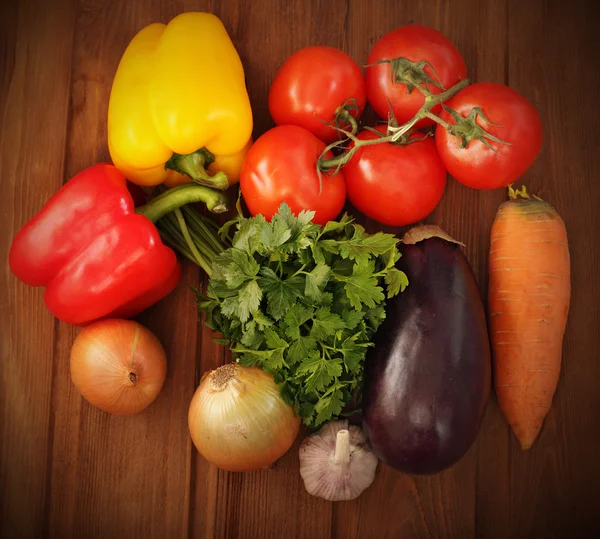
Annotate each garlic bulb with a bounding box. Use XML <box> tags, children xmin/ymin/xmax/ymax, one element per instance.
<box><xmin>299</xmin><ymin>420</ymin><xmax>378</xmax><ymax>501</ymax></box>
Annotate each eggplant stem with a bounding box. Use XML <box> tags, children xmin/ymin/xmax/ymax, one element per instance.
<box><xmin>401</xmin><ymin>225</ymin><xmax>465</xmax><ymax>247</ymax></box>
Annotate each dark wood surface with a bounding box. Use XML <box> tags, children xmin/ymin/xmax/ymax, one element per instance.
<box><xmin>2</xmin><ymin>0</ymin><xmax>599</xmax><ymax>538</ymax></box>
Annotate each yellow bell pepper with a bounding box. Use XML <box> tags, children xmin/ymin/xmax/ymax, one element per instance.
<box><xmin>107</xmin><ymin>12</ymin><xmax>253</xmax><ymax>188</ymax></box>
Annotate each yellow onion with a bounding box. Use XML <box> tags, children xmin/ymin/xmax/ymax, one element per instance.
<box><xmin>188</xmin><ymin>363</ymin><xmax>300</xmax><ymax>471</ymax></box>
<box><xmin>70</xmin><ymin>319</ymin><xmax>167</xmax><ymax>415</ymax></box>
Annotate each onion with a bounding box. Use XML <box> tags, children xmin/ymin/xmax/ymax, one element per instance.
<box><xmin>188</xmin><ymin>363</ymin><xmax>300</xmax><ymax>471</ymax></box>
<box><xmin>70</xmin><ymin>319</ymin><xmax>167</xmax><ymax>415</ymax></box>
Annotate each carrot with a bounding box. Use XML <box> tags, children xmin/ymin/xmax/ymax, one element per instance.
<box><xmin>488</xmin><ymin>185</ymin><xmax>571</xmax><ymax>450</ymax></box>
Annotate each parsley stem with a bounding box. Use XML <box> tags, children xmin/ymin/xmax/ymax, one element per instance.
<box><xmin>173</xmin><ymin>208</ymin><xmax>207</xmax><ymax>268</ymax></box>
<box><xmin>181</xmin><ymin>205</ymin><xmax>228</xmax><ymax>254</ymax></box>
<box><xmin>158</xmin><ymin>229</ymin><xmax>197</xmax><ymax>264</ymax></box>
<box><xmin>291</xmin><ymin>264</ymin><xmax>307</xmax><ymax>278</ymax></box>
<box><xmin>160</xmin><ymin>212</ymin><xmax>219</xmax><ymax>261</ymax></box>
<box><xmin>152</xmin><ymin>188</ymin><xmax>231</xmax><ymax>276</ymax></box>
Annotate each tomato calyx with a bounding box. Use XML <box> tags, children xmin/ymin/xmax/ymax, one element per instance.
<box><xmin>392</xmin><ymin>131</ymin><xmax>432</xmax><ymax>146</ymax></box>
<box><xmin>367</xmin><ymin>56</ymin><xmax>445</xmax><ymax>95</ymax></box>
<box><xmin>438</xmin><ymin>105</ymin><xmax>511</xmax><ymax>152</ymax></box>
<box><xmin>317</xmin><ymin>78</ymin><xmax>470</xmax><ymax>175</ymax></box>
<box><xmin>318</xmin><ymin>98</ymin><xmax>361</xmax><ymax>138</ymax></box>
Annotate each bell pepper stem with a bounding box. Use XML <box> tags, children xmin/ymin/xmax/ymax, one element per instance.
<box><xmin>165</xmin><ymin>148</ymin><xmax>229</xmax><ymax>190</ymax></box>
<box><xmin>135</xmin><ymin>184</ymin><xmax>229</xmax><ymax>223</ymax></box>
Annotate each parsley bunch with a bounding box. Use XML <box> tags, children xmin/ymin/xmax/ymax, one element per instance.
<box><xmin>196</xmin><ymin>204</ymin><xmax>408</xmax><ymax>428</ymax></box>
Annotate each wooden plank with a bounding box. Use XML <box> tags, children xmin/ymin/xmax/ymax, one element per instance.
<box><xmin>0</xmin><ymin>0</ymin><xmax>75</xmax><ymax>538</ymax></box>
<box><xmin>464</xmin><ymin>1</ymin><xmax>514</xmax><ymax>538</ymax></box>
<box><xmin>44</xmin><ymin>1</ymin><xmax>200</xmax><ymax>537</ymax></box>
<box><xmin>334</xmin><ymin>1</ymin><xmax>496</xmax><ymax>537</ymax></box>
<box><xmin>1</xmin><ymin>0</ymin><xmax>600</xmax><ymax>537</ymax></box>
<box><xmin>179</xmin><ymin>0</ymin><xmax>223</xmax><ymax>534</ymax></box>
<box><xmin>187</xmin><ymin>2</ymin><xmax>351</xmax><ymax>538</ymax></box>
<box><xmin>505</xmin><ymin>0</ymin><xmax>600</xmax><ymax>537</ymax></box>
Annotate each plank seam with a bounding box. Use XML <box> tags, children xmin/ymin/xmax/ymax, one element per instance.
<box><xmin>42</xmin><ymin>0</ymin><xmax>77</xmax><ymax>534</ymax></box>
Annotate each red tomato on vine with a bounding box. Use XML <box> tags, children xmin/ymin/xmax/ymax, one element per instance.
<box><xmin>342</xmin><ymin>126</ymin><xmax>447</xmax><ymax>226</ymax></box>
<box><xmin>240</xmin><ymin>125</ymin><xmax>347</xmax><ymax>225</ymax></box>
<box><xmin>269</xmin><ymin>46</ymin><xmax>367</xmax><ymax>143</ymax></box>
<box><xmin>435</xmin><ymin>82</ymin><xmax>543</xmax><ymax>190</ymax></box>
<box><xmin>366</xmin><ymin>25</ymin><xmax>467</xmax><ymax>127</ymax></box>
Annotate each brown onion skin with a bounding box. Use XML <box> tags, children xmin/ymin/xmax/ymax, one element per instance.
<box><xmin>188</xmin><ymin>364</ymin><xmax>301</xmax><ymax>472</ymax></box>
<box><xmin>70</xmin><ymin>319</ymin><xmax>167</xmax><ymax>415</ymax></box>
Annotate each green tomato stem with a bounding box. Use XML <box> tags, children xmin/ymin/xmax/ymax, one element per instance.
<box><xmin>335</xmin><ymin>108</ymin><xmax>359</xmax><ymax>137</ymax></box>
<box><xmin>317</xmin><ymin>78</ymin><xmax>470</xmax><ymax>172</ymax></box>
<box><xmin>423</xmin><ymin>109</ymin><xmax>452</xmax><ymax>130</ymax></box>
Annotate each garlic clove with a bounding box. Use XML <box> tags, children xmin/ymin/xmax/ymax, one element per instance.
<box><xmin>299</xmin><ymin>420</ymin><xmax>379</xmax><ymax>501</ymax></box>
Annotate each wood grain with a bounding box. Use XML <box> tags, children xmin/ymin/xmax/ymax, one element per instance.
<box><xmin>506</xmin><ymin>0</ymin><xmax>600</xmax><ymax>537</ymax></box>
<box><xmin>1</xmin><ymin>0</ymin><xmax>599</xmax><ymax>538</ymax></box>
<box><xmin>0</xmin><ymin>1</ymin><xmax>74</xmax><ymax>537</ymax></box>
<box><xmin>44</xmin><ymin>2</ymin><xmax>201</xmax><ymax>538</ymax></box>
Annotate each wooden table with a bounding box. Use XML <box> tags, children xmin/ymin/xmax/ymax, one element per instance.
<box><xmin>2</xmin><ymin>0</ymin><xmax>599</xmax><ymax>537</ymax></box>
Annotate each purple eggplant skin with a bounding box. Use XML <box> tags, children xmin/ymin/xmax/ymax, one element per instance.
<box><xmin>362</xmin><ymin>227</ymin><xmax>491</xmax><ymax>475</ymax></box>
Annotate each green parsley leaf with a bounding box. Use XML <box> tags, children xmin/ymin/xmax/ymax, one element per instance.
<box><xmin>296</xmin><ymin>350</ymin><xmax>343</xmax><ymax>394</ymax></box>
<box><xmin>279</xmin><ymin>381</ymin><xmax>296</xmax><ymax>407</ymax></box>
<box><xmin>338</xmin><ymin>335</ymin><xmax>369</xmax><ymax>372</ymax></box>
<box><xmin>284</xmin><ymin>305</ymin><xmax>314</xmax><ymax>340</ymax></box>
<box><xmin>365</xmin><ymin>304</ymin><xmax>387</xmax><ymax>333</ymax></box>
<box><xmin>240</xmin><ymin>320</ymin><xmax>265</xmax><ymax>349</ymax></box>
<box><xmin>252</xmin><ymin>310</ymin><xmax>273</xmax><ymax>329</ymax></box>
<box><xmin>234</xmin><ymin>347</ymin><xmax>270</xmax><ymax>368</ymax></box>
<box><xmin>314</xmin><ymin>383</ymin><xmax>345</xmax><ymax>426</ymax></box>
<box><xmin>258</xmin><ymin>268</ymin><xmax>304</xmax><ymax>320</ymax></box>
<box><xmin>309</xmin><ymin>243</ymin><xmax>325</xmax><ymax>265</ymax></box>
<box><xmin>335</xmin><ymin>258</ymin><xmax>385</xmax><ymax>310</ymax></box>
<box><xmin>262</xmin><ymin>212</ymin><xmax>292</xmax><ymax>250</ymax></box>
<box><xmin>320</xmin><ymin>219</ymin><xmax>349</xmax><ymax>235</ymax></box>
<box><xmin>310</xmin><ymin>307</ymin><xmax>345</xmax><ymax>340</ymax></box>
<box><xmin>220</xmin><ymin>296</ymin><xmax>240</xmax><ymax>319</ymax></box>
<box><xmin>298</xmin><ymin>402</ymin><xmax>315</xmax><ymax>420</ymax></box>
<box><xmin>342</xmin><ymin>309</ymin><xmax>364</xmax><ymax>330</ymax></box>
<box><xmin>263</xmin><ymin>328</ymin><xmax>289</xmax><ymax>372</ymax></box>
<box><xmin>264</xmin><ymin>348</ymin><xmax>286</xmax><ymax>372</ymax></box>
<box><xmin>286</xmin><ymin>335</ymin><xmax>318</xmax><ymax>366</ymax></box>
<box><xmin>385</xmin><ymin>267</ymin><xmax>409</xmax><ymax>297</ymax></box>
<box><xmin>318</xmin><ymin>239</ymin><xmax>340</xmax><ymax>256</ymax></box>
<box><xmin>337</xmin><ymin>227</ymin><xmax>399</xmax><ymax>266</ymax></box>
<box><xmin>197</xmin><ymin>203</ymin><xmax>408</xmax><ymax>429</ymax></box>
<box><xmin>304</xmin><ymin>263</ymin><xmax>330</xmax><ymax>302</ymax></box>
<box><xmin>237</xmin><ymin>279</ymin><xmax>262</xmax><ymax>322</ymax></box>
<box><xmin>232</xmin><ymin>214</ymin><xmax>266</xmax><ymax>252</ymax></box>
<box><xmin>264</xmin><ymin>327</ymin><xmax>288</xmax><ymax>350</ymax></box>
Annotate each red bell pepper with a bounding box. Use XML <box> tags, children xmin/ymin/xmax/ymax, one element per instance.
<box><xmin>9</xmin><ymin>163</ymin><xmax>228</xmax><ymax>326</ymax></box>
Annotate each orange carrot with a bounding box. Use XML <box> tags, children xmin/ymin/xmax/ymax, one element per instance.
<box><xmin>488</xmin><ymin>186</ymin><xmax>571</xmax><ymax>450</ymax></box>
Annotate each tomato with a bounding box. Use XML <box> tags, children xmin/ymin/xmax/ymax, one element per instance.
<box><xmin>435</xmin><ymin>82</ymin><xmax>543</xmax><ymax>190</ymax></box>
<box><xmin>268</xmin><ymin>46</ymin><xmax>366</xmax><ymax>143</ymax></box>
<box><xmin>240</xmin><ymin>125</ymin><xmax>346</xmax><ymax>225</ymax></box>
<box><xmin>366</xmin><ymin>25</ymin><xmax>467</xmax><ymax>126</ymax></box>
<box><xmin>343</xmin><ymin>126</ymin><xmax>447</xmax><ymax>226</ymax></box>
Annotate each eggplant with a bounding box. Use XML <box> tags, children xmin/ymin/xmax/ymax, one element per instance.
<box><xmin>362</xmin><ymin>225</ymin><xmax>491</xmax><ymax>475</ymax></box>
